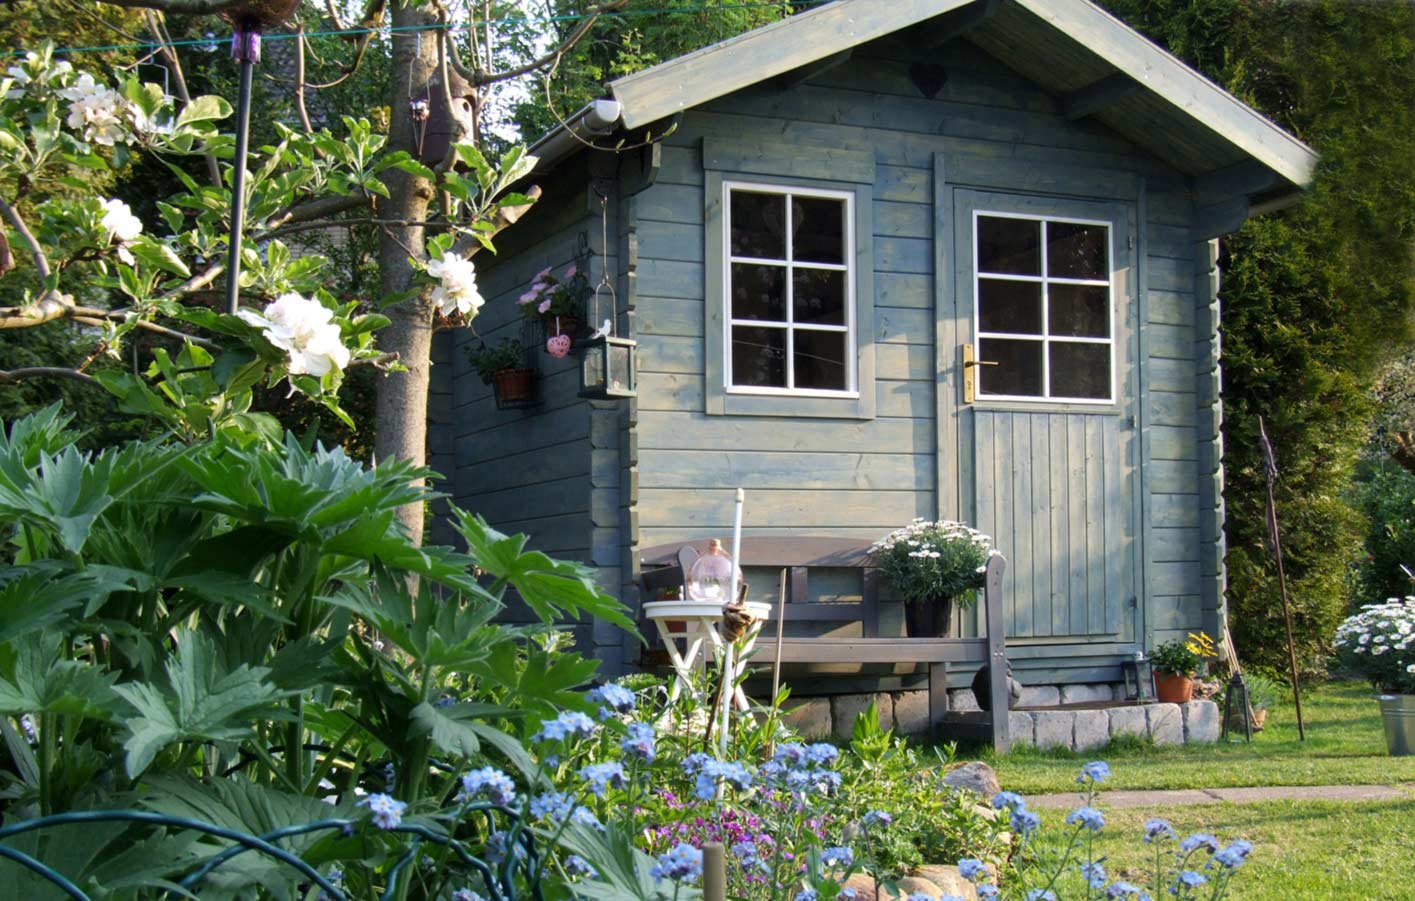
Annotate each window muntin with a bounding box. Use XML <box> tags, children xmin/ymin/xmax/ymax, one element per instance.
<box><xmin>725</xmin><ymin>183</ymin><xmax>855</xmax><ymax>396</ymax></box>
<box><xmin>973</xmin><ymin>212</ymin><xmax>1114</xmax><ymax>402</ymax></box>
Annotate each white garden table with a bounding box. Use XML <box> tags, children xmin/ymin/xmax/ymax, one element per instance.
<box><xmin>642</xmin><ymin>600</ymin><xmax>772</xmax><ymax>712</ymax></box>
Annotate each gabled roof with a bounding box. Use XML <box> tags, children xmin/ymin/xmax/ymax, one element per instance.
<box><xmin>596</xmin><ymin>0</ymin><xmax>1315</xmax><ymax>195</ymax></box>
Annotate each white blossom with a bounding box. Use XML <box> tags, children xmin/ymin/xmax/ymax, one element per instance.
<box><xmin>237</xmin><ymin>292</ymin><xmax>350</xmax><ymax>377</ymax></box>
<box><xmin>62</xmin><ymin>74</ymin><xmax>130</xmax><ymax>146</ymax></box>
<box><xmin>426</xmin><ymin>252</ymin><xmax>484</xmax><ymax>318</ymax></box>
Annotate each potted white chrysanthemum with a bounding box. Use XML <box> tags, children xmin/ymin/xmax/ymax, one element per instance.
<box><xmin>870</xmin><ymin>519</ymin><xmax>1001</xmax><ymax>637</ymax></box>
<box><xmin>1334</xmin><ymin>598</ymin><xmax>1415</xmax><ymax>756</ymax></box>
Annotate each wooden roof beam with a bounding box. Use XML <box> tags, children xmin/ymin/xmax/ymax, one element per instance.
<box><xmin>914</xmin><ymin>0</ymin><xmax>1000</xmax><ymax>49</ymax></box>
<box><xmin>772</xmin><ymin>50</ymin><xmax>853</xmax><ymax>91</ymax></box>
<box><xmin>1192</xmin><ymin>160</ymin><xmax>1281</xmax><ymax>203</ymax></box>
<box><xmin>1060</xmin><ymin>72</ymin><xmax>1139</xmax><ymax>120</ymax></box>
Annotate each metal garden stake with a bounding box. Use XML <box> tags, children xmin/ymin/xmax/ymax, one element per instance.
<box><xmin>1259</xmin><ymin>415</ymin><xmax>1306</xmax><ymax>740</ymax></box>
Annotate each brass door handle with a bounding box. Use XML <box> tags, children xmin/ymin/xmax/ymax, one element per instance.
<box><xmin>964</xmin><ymin>359</ymin><xmax>999</xmax><ymax>367</ymax></box>
<box><xmin>962</xmin><ymin>343</ymin><xmax>997</xmax><ymax>404</ymax></box>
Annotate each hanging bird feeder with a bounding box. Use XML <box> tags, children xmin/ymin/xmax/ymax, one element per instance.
<box><xmin>578</xmin><ymin>190</ymin><xmax>636</xmax><ymax>400</ymax></box>
<box><xmin>220</xmin><ymin>0</ymin><xmax>298</xmax><ymax>315</ymax></box>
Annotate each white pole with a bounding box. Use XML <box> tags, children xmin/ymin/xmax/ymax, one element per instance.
<box><xmin>722</xmin><ymin>487</ymin><xmax>744</xmax><ymax>755</ymax></box>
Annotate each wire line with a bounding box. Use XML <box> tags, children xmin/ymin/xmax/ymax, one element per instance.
<box><xmin>4</xmin><ymin>1</ymin><xmax>823</xmax><ymax>58</ymax></box>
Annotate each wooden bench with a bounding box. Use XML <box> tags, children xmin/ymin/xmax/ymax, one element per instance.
<box><xmin>639</xmin><ymin>536</ymin><xmax>1011</xmax><ymax>752</ymax></box>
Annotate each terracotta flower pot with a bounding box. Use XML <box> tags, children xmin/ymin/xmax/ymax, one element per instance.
<box><xmin>1252</xmin><ymin>708</ymin><xmax>1269</xmax><ymax>731</ymax></box>
<box><xmin>492</xmin><ymin>367</ymin><xmax>535</xmax><ymax>404</ymax></box>
<box><xmin>905</xmin><ymin>598</ymin><xmax>955</xmax><ymax>638</ymax></box>
<box><xmin>1154</xmin><ymin>671</ymin><xmax>1194</xmax><ymax>704</ymax></box>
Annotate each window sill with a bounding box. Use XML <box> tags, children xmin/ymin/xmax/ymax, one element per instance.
<box><xmin>709</xmin><ymin>389</ymin><xmax>875</xmax><ymax>420</ymax></box>
<box><xmin>971</xmin><ymin>399</ymin><xmax>1123</xmax><ymax>416</ymax></box>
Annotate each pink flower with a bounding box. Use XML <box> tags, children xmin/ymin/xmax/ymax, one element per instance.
<box><xmin>534</xmin><ymin>266</ymin><xmax>552</xmax><ymax>282</ymax></box>
<box><xmin>564</xmin><ymin>264</ymin><xmax>577</xmax><ymax>278</ymax></box>
<box><xmin>538</xmin><ymin>298</ymin><xmax>552</xmax><ymax>314</ymax></box>
<box><xmin>518</xmin><ymin>290</ymin><xmax>539</xmax><ymax>305</ymax></box>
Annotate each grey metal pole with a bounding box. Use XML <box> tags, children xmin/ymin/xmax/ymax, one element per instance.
<box><xmin>225</xmin><ymin>28</ymin><xmax>258</xmax><ymax>315</ymax></box>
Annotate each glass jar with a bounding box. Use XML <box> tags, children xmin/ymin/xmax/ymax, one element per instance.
<box><xmin>686</xmin><ymin>539</ymin><xmax>742</xmax><ymax>602</ymax></box>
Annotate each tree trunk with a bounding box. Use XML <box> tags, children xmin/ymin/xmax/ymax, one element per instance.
<box><xmin>373</xmin><ymin>3</ymin><xmax>438</xmax><ymax>546</ymax></box>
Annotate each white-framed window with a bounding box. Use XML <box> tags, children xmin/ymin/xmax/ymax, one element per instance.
<box><xmin>972</xmin><ymin>211</ymin><xmax>1115</xmax><ymax>403</ymax></box>
<box><xmin>724</xmin><ymin>181</ymin><xmax>857</xmax><ymax>396</ymax></box>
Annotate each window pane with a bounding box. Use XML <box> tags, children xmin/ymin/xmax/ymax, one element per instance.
<box><xmin>791</xmin><ymin>195</ymin><xmax>845</xmax><ymax>264</ymax></box>
<box><xmin>978</xmin><ymin>216</ymin><xmax>1041</xmax><ymax>276</ymax></box>
<box><xmin>978</xmin><ymin>338</ymin><xmax>1043</xmax><ymax>396</ymax></box>
<box><xmin>978</xmin><ymin>278</ymin><xmax>1042</xmax><ymax>335</ymax></box>
<box><xmin>795</xmin><ymin>330</ymin><xmax>848</xmax><ymax>390</ymax></box>
<box><xmin>1047</xmin><ymin>221</ymin><xmax>1108</xmax><ymax>279</ymax></box>
<box><xmin>1049</xmin><ymin>284</ymin><xmax>1110</xmax><ymax>338</ymax></box>
<box><xmin>731</xmin><ymin>263</ymin><xmax>786</xmax><ymax>321</ymax></box>
<box><xmin>732</xmin><ymin>326</ymin><xmax>786</xmax><ymax>387</ymax></box>
<box><xmin>730</xmin><ymin>191</ymin><xmax>785</xmax><ymax>259</ymax></box>
<box><xmin>793</xmin><ymin>268</ymin><xmax>846</xmax><ymax>326</ymax></box>
<box><xmin>1050</xmin><ymin>342</ymin><xmax>1111</xmax><ymax>399</ymax></box>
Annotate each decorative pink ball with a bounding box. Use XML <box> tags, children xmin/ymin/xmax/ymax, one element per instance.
<box><xmin>546</xmin><ymin>334</ymin><xmax>572</xmax><ymax>358</ymax></box>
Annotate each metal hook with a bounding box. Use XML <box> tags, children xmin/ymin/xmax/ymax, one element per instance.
<box><xmin>590</xmin><ymin>189</ymin><xmax>617</xmax><ymax>338</ymax></box>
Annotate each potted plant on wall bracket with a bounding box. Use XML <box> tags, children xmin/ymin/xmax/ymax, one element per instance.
<box><xmin>870</xmin><ymin>519</ymin><xmax>1000</xmax><ymax>638</ymax></box>
<box><xmin>1335</xmin><ymin>598</ymin><xmax>1415</xmax><ymax>756</ymax></box>
<box><xmin>466</xmin><ymin>336</ymin><xmax>536</xmax><ymax>409</ymax></box>
<box><xmin>1151</xmin><ymin>631</ymin><xmax>1218</xmax><ymax>703</ymax></box>
<box><xmin>518</xmin><ymin>263</ymin><xmax>589</xmax><ymax>353</ymax></box>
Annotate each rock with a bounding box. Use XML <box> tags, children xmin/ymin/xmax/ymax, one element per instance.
<box><xmin>842</xmin><ymin>873</ymin><xmax>883</xmax><ymax>901</ymax></box>
<box><xmin>948</xmin><ymin>688</ymin><xmax>980</xmax><ymax>712</ymax></box>
<box><xmin>832</xmin><ymin>693</ymin><xmax>891</xmax><ymax>741</ymax></box>
<box><xmin>1060</xmin><ymin>683</ymin><xmax>1113</xmax><ymax>705</ymax></box>
<box><xmin>1148</xmin><ymin>702</ymin><xmax>1184</xmax><ymax>746</ymax></box>
<box><xmin>1033</xmin><ymin>710</ymin><xmax>1074</xmax><ymax>750</ymax></box>
<box><xmin>1108</xmin><ymin>704</ymin><xmax>1148</xmax><ymax>740</ymax></box>
<box><xmin>1008</xmin><ymin>710</ymin><xmax>1036</xmax><ymax>747</ymax></box>
<box><xmin>1018</xmin><ymin>685</ymin><xmax>1060</xmax><ymax>707</ymax></box>
<box><xmin>943</xmin><ymin>761</ymin><xmax>1001</xmax><ymax>799</ymax></box>
<box><xmin>1182</xmin><ymin>700</ymin><xmax>1221</xmax><ymax>743</ymax></box>
<box><xmin>1073</xmin><ymin>709</ymin><xmax>1110</xmax><ymax>751</ymax></box>
<box><xmin>782</xmin><ymin>698</ymin><xmax>831</xmax><ymax>738</ymax></box>
<box><xmin>914</xmin><ymin>865</ymin><xmax>982</xmax><ymax>900</ymax></box>
<box><xmin>896</xmin><ymin>876</ymin><xmax>944</xmax><ymax>900</ymax></box>
<box><xmin>893</xmin><ymin>690</ymin><xmax>931</xmax><ymax>735</ymax></box>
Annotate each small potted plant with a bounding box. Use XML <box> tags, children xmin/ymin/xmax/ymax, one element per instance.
<box><xmin>870</xmin><ymin>519</ymin><xmax>1000</xmax><ymax>637</ymax></box>
<box><xmin>1243</xmin><ymin>671</ymin><xmax>1279</xmax><ymax>731</ymax></box>
<box><xmin>1334</xmin><ymin>597</ymin><xmax>1415</xmax><ymax>756</ymax></box>
<box><xmin>466</xmin><ymin>337</ymin><xmax>534</xmax><ymax>406</ymax></box>
<box><xmin>518</xmin><ymin>264</ymin><xmax>589</xmax><ymax>342</ymax></box>
<box><xmin>1150</xmin><ymin>631</ymin><xmax>1217</xmax><ymax>703</ymax></box>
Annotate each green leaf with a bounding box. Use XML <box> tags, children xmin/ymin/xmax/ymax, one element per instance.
<box><xmin>176</xmin><ymin>95</ymin><xmax>233</xmax><ymax>127</ymax></box>
<box><xmin>556</xmin><ymin>822</ymin><xmax>698</xmax><ymax>901</ymax></box>
<box><xmin>0</xmin><ymin>563</ymin><xmax>137</xmax><ymax>643</ymax></box>
<box><xmin>113</xmin><ymin>629</ymin><xmax>292</xmax><ymax>777</ymax></box>
<box><xmin>0</xmin><ymin>633</ymin><xmax>122</xmax><ymax>719</ymax></box>
<box><xmin>128</xmin><ymin>235</ymin><xmax>192</xmax><ymax>277</ymax></box>
<box><xmin>409</xmin><ymin>700</ymin><xmax>507</xmax><ymax>758</ymax></box>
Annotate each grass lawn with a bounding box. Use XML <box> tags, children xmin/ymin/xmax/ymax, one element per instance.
<box><xmin>1028</xmin><ymin>799</ymin><xmax>1415</xmax><ymax>900</ymax></box>
<box><xmin>981</xmin><ymin>679</ymin><xmax>1415</xmax><ymax>794</ymax></box>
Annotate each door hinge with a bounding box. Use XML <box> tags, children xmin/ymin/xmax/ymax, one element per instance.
<box><xmin>1127</xmin><ymin>596</ymin><xmax>1138</xmax><ymax>609</ymax></box>
<box><xmin>1127</xmin><ymin>234</ymin><xmax>1135</xmax><ymax>250</ymax></box>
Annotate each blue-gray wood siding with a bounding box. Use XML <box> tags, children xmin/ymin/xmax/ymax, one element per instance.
<box><xmin>625</xmin><ymin>37</ymin><xmax>1216</xmax><ymax>682</ymax></box>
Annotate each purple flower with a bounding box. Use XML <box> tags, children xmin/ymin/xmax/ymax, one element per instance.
<box><xmin>534</xmin><ymin>710</ymin><xmax>597</xmax><ymax>743</ymax></box>
<box><xmin>1065</xmin><ymin>806</ymin><xmax>1105</xmax><ymax>831</ymax></box>
<box><xmin>1177</xmin><ymin>870</ymin><xmax>1207</xmax><ymax>888</ymax></box>
<box><xmin>1079</xmin><ymin>862</ymin><xmax>1107</xmax><ymax>889</ymax></box>
<box><xmin>651</xmin><ymin>843</ymin><xmax>703</xmax><ymax>883</ymax></box>
<box><xmin>587</xmin><ymin>683</ymin><xmax>637</xmax><ymax>716</ymax></box>
<box><xmin>1180</xmin><ymin>833</ymin><xmax>1220</xmax><ymax>854</ymax></box>
<box><xmin>958</xmin><ymin>858</ymin><xmax>987</xmax><ymax>882</ymax></box>
<box><xmin>580</xmin><ymin>761</ymin><xmax>627</xmax><ymax>797</ymax></box>
<box><xmin>1143</xmin><ymin>818</ymin><xmax>1176</xmax><ymax>843</ymax></box>
<box><xmin>991</xmin><ymin>791</ymin><xmax>1026</xmax><ymax>811</ymax></box>
<box><xmin>1213</xmin><ymin>839</ymin><xmax>1253</xmax><ymax>870</ymax></box>
<box><xmin>622</xmin><ymin>722</ymin><xmax>657</xmax><ymax>762</ymax></box>
<box><xmin>1026</xmin><ymin>891</ymin><xmax>1057</xmax><ymax>901</ymax></box>
<box><xmin>452</xmin><ymin>890</ymin><xmax>484</xmax><ymax>901</ymax></box>
<box><xmin>1078</xmin><ymin>761</ymin><xmax>1111</xmax><ymax>784</ymax></box>
<box><xmin>564</xmin><ymin>855</ymin><xmax>597</xmax><ymax>879</ymax></box>
<box><xmin>458</xmin><ymin>767</ymin><xmax>515</xmax><ymax>806</ymax></box>
<box><xmin>805</xmin><ymin>743</ymin><xmax>839</xmax><ymax>766</ymax></box>
<box><xmin>772</xmin><ymin>743</ymin><xmax>807</xmax><ymax>767</ymax></box>
<box><xmin>862</xmin><ymin>809</ymin><xmax>893</xmax><ymax>830</ymax></box>
<box><xmin>359</xmin><ymin>793</ymin><xmax>406</xmax><ymax>830</ymax></box>
<box><xmin>820</xmin><ymin>846</ymin><xmax>853</xmax><ymax>868</ymax></box>
<box><xmin>1010</xmin><ymin>807</ymin><xmax>1041</xmax><ymax>835</ymax></box>
<box><xmin>1105</xmin><ymin>883</ymin><xmax>1148</xmax><ymax>899</ymax></box>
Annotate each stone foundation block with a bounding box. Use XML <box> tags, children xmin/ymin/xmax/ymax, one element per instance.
<box><xmin>1108</xmin><ymin>705</ymin><xmax>1149</xmax><ymax>740</ymax></box>
<box><xmin>1008</xmin><ymin>711</ymin><xmax>1036</xmax><ymax>747</ymax></box>
<box><xmin>1073</xmin><ymin>709</ymin><xmax>1110</xmax><ymax>751</ymax></box>
<box><xmin>948</xmin><ymin>688</ymin><xmax>980</xmax><ymax>711</ymax></box>
<box><xmin>1033</xmin><ymin>710</ymin><xmax>1073</xmax><ymax>750</ymax></box>
<box><xmin>1060</xmin><ymin>683</ymin><xmax>1114</xmax><ymax>705</ymax></box>
<box><xmin>782</xmin><ymin>698</ymin><xmax>831</xmax><ymax>738</ymax></box>
<box><xmin>1019</xmin><ymin>685</ymin><xmax>1060</xmax><ymax>707</ymax></box>
<box><xmin>1148</xmin><ymin>702</ymin><xmax>1184</xmax><ymax>746</ymax></box>
<box><xmin>1182</xmin><ymin>700</ymin><xmax>1221</xmax><ymax>744</ymax></box>
<box><xmin>892</xmin><ymin>690</ymin><xmax>930</xmax><ymax>736</ymax></box>
<box><xmin>832</xmin><ymin>693</ymin><xmax>891</xmax><ymax>741</ymax></box>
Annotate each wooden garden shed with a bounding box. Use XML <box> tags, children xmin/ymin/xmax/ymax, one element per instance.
<box><xmin>429</xmin><ymin>0</ymin><xmax>1317</xmax><ymax>700</ymax></box>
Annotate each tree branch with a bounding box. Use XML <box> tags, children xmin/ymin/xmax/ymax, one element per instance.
<box><xmin>0</xmin><ymin>367</ymin><xmax>97</xmax><ymax>385</ymax></box>
<box><xmin>0</xmin><ymin>195</ymin><xmax>52</xmax><ymax>282</ymax></box>
<box><xmin>99</xmin><ymin>0</ymin><xmax>246</xmax><ymax>13</ymax></box>
<box><xmin>452</xmin><ymin>185</ymin><xmax>542</xmax><ymax>257</ymax></box>
<box><xmin>294</xmin><ymin>27</ymin><xmax>314</xmax><ymax>133</ymax></box>
<box><xmin>449</xmin><ymin>0</ymin><xmax>628</xmax><ymax>87</ymax></box>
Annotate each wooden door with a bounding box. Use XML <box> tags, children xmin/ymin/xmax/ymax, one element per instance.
<box><xmin>951</xmin><ymin>190</ymin><xmax>1140</xmax><ymax>643</ymax></box>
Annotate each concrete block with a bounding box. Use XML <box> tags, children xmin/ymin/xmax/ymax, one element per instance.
<box><xmin>1008</xmin><ymin>711</ymin><xmax>1036</xmax><ymax>748</ymax></box>
<box><xmin>1033</xmin><ymin>710</ymin><xmax>1074</xmax><ymax>750</ymax></box>
<box><xmin>782</xmin><ymin>698</ymin><xmax>831</xmax><ymax>739</ymax></box>
<box><xmin>1073</xmin><ymin>709</ymin><xmax>1110</xmax><ymax>751</ymax></box>
<box><xmin>893</xmin><ymin>690</ymin><xmax>931</xmax><ymax>735</ymax></box>
<box><xmin>831</xmin><ymin>693</ymin><xmax>890</xmax><ymax>742</ymax></box>
<box><xmin>1148</xmin><ymin>703</ymin><xmax>1184</xmax><ymax>746</ymax></box>
<box><xmin>1060</xmin><ymin>683</ymin><xmax>1114</xmax><ymax>705</ymax></box>
<box><xmin>1019</xmin><ymin>685</ymin><xmax>1060</xmax><ymax>707</ymax></box>
<box><xmin>1182</xmin><ymin>700</ymin><xmax>1221</xmax><ymax>744</ymax></box>
<box><xmin>1108</xmin><ymin>705</ymin><xmax>1149</xmax><ymax>740</ymax></box>
<box><xmin>948</xmin><ymin>688</ymin><xmax>980</xmax><ymax>712</ymax></box>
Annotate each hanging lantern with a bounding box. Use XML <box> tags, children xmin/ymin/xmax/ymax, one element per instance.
<box><xmin>1122</xmin><ymin>651</ymin><xmax>1155</xmax><ymax>702</ymax></box>
<box><xmin>578</xmin><ymin>334</ymin><xmax>637</xmax><ymax>399</ymax></box>
<box><xmin>1221</xmin><ymin>672</ymin><xmax>1255</xmax><ymax>742</ymax></box>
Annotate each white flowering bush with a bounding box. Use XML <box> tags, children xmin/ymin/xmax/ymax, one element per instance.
<box><xmin>1334</xmin><ymin>598</ymin><xmax>1415</xmax><ymax>694</ymax></box>
<box><xmin>870</xmin><ymin>519</ymin><xmax>1001</xmax><ymax>607</ymax></box>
